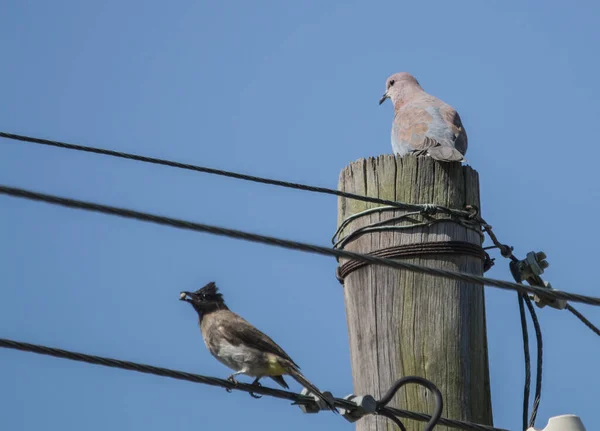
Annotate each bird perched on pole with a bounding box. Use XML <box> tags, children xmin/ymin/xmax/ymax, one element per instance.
<box><xmin>179</xmin><ymin>282</ymin><xmax>337</xmax><ymax>412</ymax></box>
<box><xmin>379</xmin><ymin>72</ymin><xmax>468</xmax><ymax>162</ymax></box>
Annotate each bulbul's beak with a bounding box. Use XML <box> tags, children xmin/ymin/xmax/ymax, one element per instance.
<box><xmin>179</xmin><ymin>291</ymin><xmax>196</xmax><ymax>302</ymax></box>
<box><xmin>379</xmin><ymin>92</ymin><xmax>389</xmax><ymax>105</ymax></box>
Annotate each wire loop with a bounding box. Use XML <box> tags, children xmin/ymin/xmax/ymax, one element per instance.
<box><xmin>377</xmin><ymin>376</ymin><xmax>444</xmax><ymax>431</ymax></box>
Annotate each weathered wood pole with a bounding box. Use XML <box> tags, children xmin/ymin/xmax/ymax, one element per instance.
<box><xmin>337</xmin><ymin>155</ymin><xmax>492</xmax><ymax>431</ymax></box>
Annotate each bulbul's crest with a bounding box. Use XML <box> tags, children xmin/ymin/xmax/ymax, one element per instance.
<box><xmin>196</xmin><ymin>281</ymin><xmax>224</xmax><ymax>303</ymax></box>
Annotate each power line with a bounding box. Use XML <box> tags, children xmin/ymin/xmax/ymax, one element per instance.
<box><xmin>0</xmin><ymin>131</ymin><xmax>470</xmax><ymax>217</ymax></box>
<box><xmin>523</xmin><ymin>295</ymin><xmax>543</xmax><ymax>430</ymax></box>
<box><xmin>383</xmin><ymin>406</ymin><xmax>506</xmax><ymax>431</ymax></box>
<box><xmin>566</xmin><ymin>304</ymin><xmax>600</xmax><ymax>336</ymax></box>
<box><xmin>2</xmin><ymin>132</ymin><xmax>597</xmax><ymax>427</ymax></box>
<box><xmin>0</xmin><ymin>337</ymin><xmax>509</xmax><ymax>431</ymax></box>
<box><xmin>3</xmin><ymin>131</ymin><xmax>597</xmax><ymax>429</ymax></box>
<box><xmin>2</xmin><ymin>184</ymin><xmax>600</xmax><ymax>307</ymax></box>
<box><xmin>0</xmin><ymin>337</ymin><xmax>308</xmax><ymax>402</ymax></box>
<box><xmin>0</xmin><ymin>131</ymin><xmax>512</xmax><ymax>271</ymax></box>
<box><xmin>516</xmin><ymin>284</ymin><xmax>545</xmax><ymax>431</ymax></box>
<box><xmin>518</xmin><ymin>294</ymin><xmax>532</xmax><ymax>431</ymax></box>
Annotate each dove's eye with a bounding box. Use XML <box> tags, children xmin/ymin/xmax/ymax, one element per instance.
<box><xmin>389</xmin><ymin>80</ymin><xmax>395</xmax><ymax>87</ymax></box>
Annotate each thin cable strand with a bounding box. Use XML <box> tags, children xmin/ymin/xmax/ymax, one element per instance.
<box><xmin>566</xmin><ymin>304</ymin><xmax>600</xmax><ymax>336</ymax></box>
<box><xmin>0</xmin><ymin>131</ymin><xmax>471</xmax><ymax>217</ymax></box>
<box><xmin>518</xmin><ymin>294</ymin><xmax>531</xmax><ymax>431</ymax></box>
<box><xmin>0</xmin><ymin>338</ymin><xmax>509</xmax><ymax>431</ymax></box>
<box><xmin>332</xmin><ymin>206</ymin><xmax>484</xmax><ymax>249</ymax></box>
<box><xmin>2</xmin><ymin>184</ymin><xmax>599</xmax><ymax>307</ymax></box>
<box><xmin>523</xmin><ymin>296</ymin><xmax>543</xmax><ymax>429</ymax></box>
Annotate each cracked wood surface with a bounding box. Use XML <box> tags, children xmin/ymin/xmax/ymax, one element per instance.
<box><xmin>337</xmin><ymin>155</ymin><xmax>492</xmax><ymax>431</ymax></box>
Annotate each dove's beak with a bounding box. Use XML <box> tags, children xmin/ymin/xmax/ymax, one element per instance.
<box><xmin>379</xmin><ymin>92</ymin><xmax>389</xmax><ymax>105</ymax></box>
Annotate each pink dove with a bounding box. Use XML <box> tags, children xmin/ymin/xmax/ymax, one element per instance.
<box><xmin>379</xmin><ymin>72</ymin><xmax>468</xmax><ymax>162</ymax></box>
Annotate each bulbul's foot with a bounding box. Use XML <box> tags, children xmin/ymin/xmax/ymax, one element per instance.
<box><xmin>249</xmin><ymin>379</ymin><xmax>263</xmax><ymax>399</ymax></box>
<box><xmin>225</xmin><ymin>374</ymin><xmax>239</xmax><ymax>392</ymax></box>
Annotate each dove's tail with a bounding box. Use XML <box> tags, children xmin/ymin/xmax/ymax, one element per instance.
<box><xmin>288</xmin><ymin>368</ymin><xmax>337</xmax><ymax>413</ymax></box>
<box><xmin>425</xmin><ymin>146</ymin><xmax>466</xmax><ymax>162</ymax></box>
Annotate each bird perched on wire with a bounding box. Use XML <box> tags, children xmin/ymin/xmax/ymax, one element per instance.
<box><xmin>179</xmin><ymin>282</ymin><xmax>337</xmax><ymax>412</ymax></box>
<box><xmin>379</xmin><ymin>72</ymin><xmax>468</xmax><ymax>162</ymax></box>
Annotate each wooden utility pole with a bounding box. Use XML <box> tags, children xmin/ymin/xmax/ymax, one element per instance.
<box><xmin>337</xmin><ymin>155</ymin><xmax>492</xmax><ymax>431</ymax></box>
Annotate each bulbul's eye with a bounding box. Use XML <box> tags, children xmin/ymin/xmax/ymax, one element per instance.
<box><xmin>389</xmin><ymin>80</ymin><xmax>395</xmax><ymax>87</ymax></box>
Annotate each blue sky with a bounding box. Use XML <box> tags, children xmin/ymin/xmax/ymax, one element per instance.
<box><xmin>1</xmin><ymin>1</ymin><xmax>599</xmax><ymax>430</ymax></box>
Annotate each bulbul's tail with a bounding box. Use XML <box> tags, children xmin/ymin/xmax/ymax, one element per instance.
<box><xmin>288</xmin><ymin>368</ymin><xmax>337</xmax><ymax>413</ymax></box>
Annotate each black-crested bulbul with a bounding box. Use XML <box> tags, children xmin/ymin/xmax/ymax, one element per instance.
<box><xmin>180</xmin><ymin>281</ymin><xmax>336</xmax><ymax>412</ymax></box>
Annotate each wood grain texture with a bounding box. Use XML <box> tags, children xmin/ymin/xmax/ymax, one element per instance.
<box><xmin>337</xmin><ymin>155</ymin><xmax>492</xmax><ymax>431</ymax></box>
